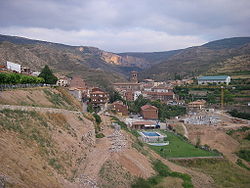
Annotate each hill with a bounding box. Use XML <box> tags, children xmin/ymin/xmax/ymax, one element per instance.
<box><xmin>203</xmin><ymin>37</ymin><xmax>250</xmax><ymax>50</ymax></box>
<box><xmin>0</xmin><ymin>34</ymin><xmax>146</xmax><ymax>89</ymax></box>
<box><xmin>140</xmin><ymin>37</ymin><xmax>250</xmax><ymax>80</ymax></box>
<box><xmin>0</xmin><ymin>87</ymin><xmax>157</xmax><ymax>187</ymax></box>
<box><xmin>1</xmin><ymin>34</ymin><xmax>250</xmax><ymax>85</ymax></box>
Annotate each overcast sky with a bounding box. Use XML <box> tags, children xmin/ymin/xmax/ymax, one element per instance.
<box><xmin>0</xmin><ymin>0</ymin><xmax>250</xmax><ymax>52</ymax></box>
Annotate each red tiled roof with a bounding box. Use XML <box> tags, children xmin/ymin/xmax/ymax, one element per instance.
<box><xmin>91</xmin><ymin>91</ymin><xmax>106</xmax><ymax>94</ymax></box>
<box><xmin>132</xmin><ymin>121</ymin><xmax>155</xmax><ymax>125</ymax></box>
<box><xmin>141</xmin><ymin>105</ymin><xmax>158</xmax><ymax>111</ymax></box>
<box><xmin>113</xmin><ymin>83</ymin><xmax>141</xmax><ymax>85</ymax></box>
<box><xmin>145</xmin><ymin>92</ymin><xmax>174</xmax><ymax>96</ymax></box>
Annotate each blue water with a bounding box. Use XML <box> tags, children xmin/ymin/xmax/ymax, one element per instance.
<box><xmin>142</xmin><ymin>132</ymin><xmax>160</xmax><ymax>137</ymax></box>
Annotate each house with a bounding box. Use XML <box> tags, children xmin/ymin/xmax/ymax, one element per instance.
<box><xmin>56</xmin><ymin>76</ymin><xmax>70</xmax><ymax>87</ymax></box>
<box><xmin>111</xmin><ymin>101</ymin><xmax>129</xmax><ymax>116</ymax></box>
<box><xmin>31</xmin><ymin>72</ymin><xmax>40</xmax><ymax>76</ymax></box>
<box><xmin>69</xmin><ymin>88</ymin><xmax>83</xmax><ymax>101</ymax></box>
<box><xmin>143</xmin><ymin>84</ymin><xmax>153</xmax><ymax>92</ymax></box>
<box><xmin>134</xmin><ymin>91</ymin><xmax>142</xmax><ymax>101</ymax></box>
<box><xmin>198</xmin><ymin>75</ymin><xmax>231</xmax><ymax>85</ymax></box>
<box><xmin>125</xmin><ymin>90</ymin><xmax>134</xmax><ymax>101</ymax></box>
<box><xmin>188</xmin><ymin>100</ymin><xmax>206</xmax><ymax>109</ymax></box>
<box><xmin>89</xmin><ymin>88</ymin><xmax>109</xmax><ymax>108</ymax></box>
<box><xmin>131</xmin><ymin>121</ymin><xmax>156</xmax><ymax>129</ymax></box>
<box><xmin>143</xmin><ymin>92</ymin><xmax>175</xmax><ymax>103</ymax></box>
<box><xmin>113</xmin><ymin>82</ymin><xmax>141</xmax><ymax>91</ymax></box>
<box><xmin>0</xmin><ymin>65</ymin><xmax>6</xmax><ymax>71</ymax></box>
<box><xmin>21</xmin><ymin>66</ymin><xmax>31</xmax><ymax>74</ymax></box>
<box><xmin>143</xmin><ymin>79</ymin><xmax>154</xmax><ymax>84</ymax></box>
<box><xmin>6</xmin><ymin>61</ymin><xmax>21</xmax><ymax>73</ymax></box>
<box><xmin>141</xmin><ymin>105</ymin><xmax>158</xmax><ymax>120</ymax></box>
<box><xmin>152</xmin><ymin>85</ymin><xmax>172</xmax><ymax>93</ymax></box>
<box><xmin>69</xmin><ymin>76</ymin><xmax>88</xmax><ymax>101</ymax></box>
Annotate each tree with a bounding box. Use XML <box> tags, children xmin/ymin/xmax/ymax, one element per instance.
<box><xmin>109</xmin><ymin>90</ymin><xmax>124</xmax><ymax>103</ymax></box>
<box><xmin>39</xmin><ymin>65</ymin><xmax>58</xmax><ymax>84</ymax></box>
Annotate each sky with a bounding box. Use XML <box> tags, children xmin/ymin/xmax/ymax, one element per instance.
<box><xmin>0</xmin><ymin>0</ymin><xmax>250</xmax><ymax>52</ymax></box>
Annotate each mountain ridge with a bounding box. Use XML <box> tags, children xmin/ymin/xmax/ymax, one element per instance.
<box><xmin>0</xmin><ymin>34</ymin><xmax>250</xmax><ymax>84</ymax></box>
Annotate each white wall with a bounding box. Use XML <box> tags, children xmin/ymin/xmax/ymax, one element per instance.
<box><xmin>6</xmin><ymin>61</ymin><xmax>21</xmax><ymax>73</ymax></box>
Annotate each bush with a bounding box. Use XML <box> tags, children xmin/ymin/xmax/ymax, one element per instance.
<box><xmin>236</xmin><ymin>150</ymin><xmax>250</xmax><ymax>162</ymax></box>
<box><xmin>96</xmin><ymin>133</ymin><xmax>105</xmax><ymax>138</ymax></box>
<box><xmin>93</xmin><ymin>113</ymin><xmax>102</xmax><ymax>125</ymax></box>
<box><xmin>245</xmin><ymin>134</ymin><xmax>250</xmax><ymax>140</ymax></box>
<box><xmin>87</xmin><ymin>104</ymin><xmax>94</xmax><ymax>113</ymax></box>
<box><xmin>228</xmin><ymin>109</ymin><xmax>250</xmax><ymax>120</ymax></box>
<box><xmin>0</xmin><ymin>72</ymin><xmax>44</xmax><ymax>84</ymax></box>
<box><xmin>236</xmin><ymin>159</ymin><xmax>250</xmax><ymax>171</ymax></box>
<box><xmin>131</xmin><ymin>159</ymin><xmax>193</xmax><ymax>188</ymax></box>
<box><xmin>131</xmin><ymin>177</ymin><xmax>151</xmax><ymax>188</ymax></box>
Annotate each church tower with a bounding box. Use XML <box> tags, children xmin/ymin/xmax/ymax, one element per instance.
<box><xmin>130</xmin><ymin>71</ymin><xmax>138</xmax><ymax>83</ymax></box>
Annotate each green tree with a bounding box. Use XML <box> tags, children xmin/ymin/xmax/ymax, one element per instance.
<box><xmin>109</xmin><ymin>90</ymin><xmax>124</xmax><ymax>103</ymax></box>
<box><xmin>87</xmin><ymin>104</ymin><xmax>94</xmax><ymax>113</ymax></box>
<box><xmin>39</xmin><ymin>65</ymin><xmax>58</xmax><ymax>84</ymax></box>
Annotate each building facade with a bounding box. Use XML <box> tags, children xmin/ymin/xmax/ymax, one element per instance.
<box><xmin>141</xmin><ymin>105</ymin><xmax>158</xmax><ymax>120</ymax></box>
<box><xmin>6</xmin><ymin>61</ymin><xmax>21</xmax><ymax>73</ymax></box>
<box><xmin>89</xmin><ymin>88</ymin><xmax>109</xmax><ymax>107</ymax></box>
<box><xmin>198</xmin><ymin>75</ymin><xmax>231</xmax><ymax>85</ymax></box>
<box><xmin>143</xmin><ymin>92</ymin><xmax>175</xmax><ymax>103</ymax></box>
<box><xmin>111</xmin><ymin>101</ymin><xmax>129</xmax><ymax>116</ymax></box>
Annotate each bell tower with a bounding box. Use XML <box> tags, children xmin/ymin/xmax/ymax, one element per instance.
<box><xmin>130</xmin><ymin>71</ymin><xmax>138</xmax><ymax>83</ymax></box>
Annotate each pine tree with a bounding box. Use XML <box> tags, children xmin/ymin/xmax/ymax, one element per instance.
<box><xmin>39</xmin><ymin>65</ymin><xmax>58</xmax><ymax>84</ymax></box>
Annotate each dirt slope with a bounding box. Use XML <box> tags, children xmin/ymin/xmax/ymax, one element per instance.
<box><xmin>0</xmin><ymin>87</ymin><xmax>81</xmax><ymax>111</ymax></box>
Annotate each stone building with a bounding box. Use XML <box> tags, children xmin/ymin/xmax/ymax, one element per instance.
<box><xmin>140</xmin><ymin>105</ymin><xmax>158</xmax><ymax>120</ymax></box>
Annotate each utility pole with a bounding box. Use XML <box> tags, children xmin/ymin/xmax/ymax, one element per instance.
<box><xmin>221</xmin><ymin>86</ymin><xmax>224</xmax><ymax>109</ymax></box>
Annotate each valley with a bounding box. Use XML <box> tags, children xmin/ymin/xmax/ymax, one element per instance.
<box><xmin>0</xmin><ymin>34</ymin><xmax>250</xmax><ymax>188</ymax></box>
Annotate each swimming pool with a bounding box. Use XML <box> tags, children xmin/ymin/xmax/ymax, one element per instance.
<box><xmin>139</xmin><ymin>131</ymin><xmax>167</xmax><ymax>143</ymax></box>
<box><xmin>141</xmin><ymin>132</ymin><xmax>161</xmax><ymax>137</ymax></box>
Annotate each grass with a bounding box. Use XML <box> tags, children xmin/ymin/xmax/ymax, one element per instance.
<box><xmin>236</xmin><ymin>159</ymin><xmax>250</xmax><ymax>171</ymax></box>
<box><xmin>132</xmin><ymin>160</ymin><xmax>193</xmax><ymax>188</ymax></box>
<box><xmin>236</xmin><ymin>150</ymin><xmax>250</xmax><ymax>162</ymax></box>
<box><xmin>174</xmin><ymin>158</ymin><xmax>250</xmax><ymax>188</ymax></box>
<box><xmin>149</xmin><ymin>131</ymin><xmax>219</xmax><ymax>158</ymax></box>
<box><xmin>96</xmin><ymin>133</ymin><xmax>105</xmax><ymax>138</ymax></box>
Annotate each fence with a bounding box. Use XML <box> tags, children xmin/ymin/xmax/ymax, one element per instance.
<box><xmin>0</xmin><ymin>83</ymin><xmax>55</xmax><ymax>91</ymax></box>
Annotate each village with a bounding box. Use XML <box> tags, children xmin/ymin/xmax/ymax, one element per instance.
<box><xmin>1</xmin><ymin>57</ymin><xmax>250</xmax><ymax>188</ymax></box>
<box><xmin>1</xmin><ymin>60</ymin><xmax>248</xmax><ymax>140</ymax></box>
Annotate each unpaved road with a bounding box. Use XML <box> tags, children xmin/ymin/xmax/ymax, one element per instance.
<box><xmin>0</xmin><ymin>104</ymin><xmax>81</xmax><ymax>114</ymax></box>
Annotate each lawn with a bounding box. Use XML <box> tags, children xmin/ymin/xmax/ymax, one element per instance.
<box><xmin>148</xmin><ymin>131</ymin><xmax>219</xmax><ymax>158</ymax></box>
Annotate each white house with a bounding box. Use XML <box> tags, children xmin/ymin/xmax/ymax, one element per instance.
<box><xmin>6</xmin><ymin>61</ymin><xmax>21</xmax><ymax>73</ymax></box>
<box><xmin>198</xmin><ymin>75</ymin><xmax>231</xmax><ymax>85</ymax></box>
<box><xmin>134</xmin><ymin>90</ymin><xmax>142</xmax><ymax>101</ymax></box>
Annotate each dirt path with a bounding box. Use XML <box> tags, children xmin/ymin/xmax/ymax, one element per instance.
<box><xmin>82</xmin><ymin>134</ymin><xmax>111</xmax><ymax>180</ymax></box>
<box><xmin>0</xmin><ymin>104</ymin><xmax>81</xmax><ymax>114</ymax></box>
<box><xmin>181</xmin><ymin>123</ymin><xmax>189</xmax><ymax>138</ymax></box>
<box><xmin>149</xmin><ymin>150</ymin><xmax>215</xmax><ymax>188</ymax></box>
<box><xmin>80</xmin><ymin>116</ymin><xmax>113</xmax><ymax>182</ymax></box>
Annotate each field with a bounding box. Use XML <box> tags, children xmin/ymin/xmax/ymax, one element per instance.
<box><xmin>174</xmin><ymin>159</ymin><xmax>250</xmax><ymax>188</ymax></box>
<box><xmin>148</xmin><ymin>131</ymin><xmax>219</xmax><ymax>158</ymax></box>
